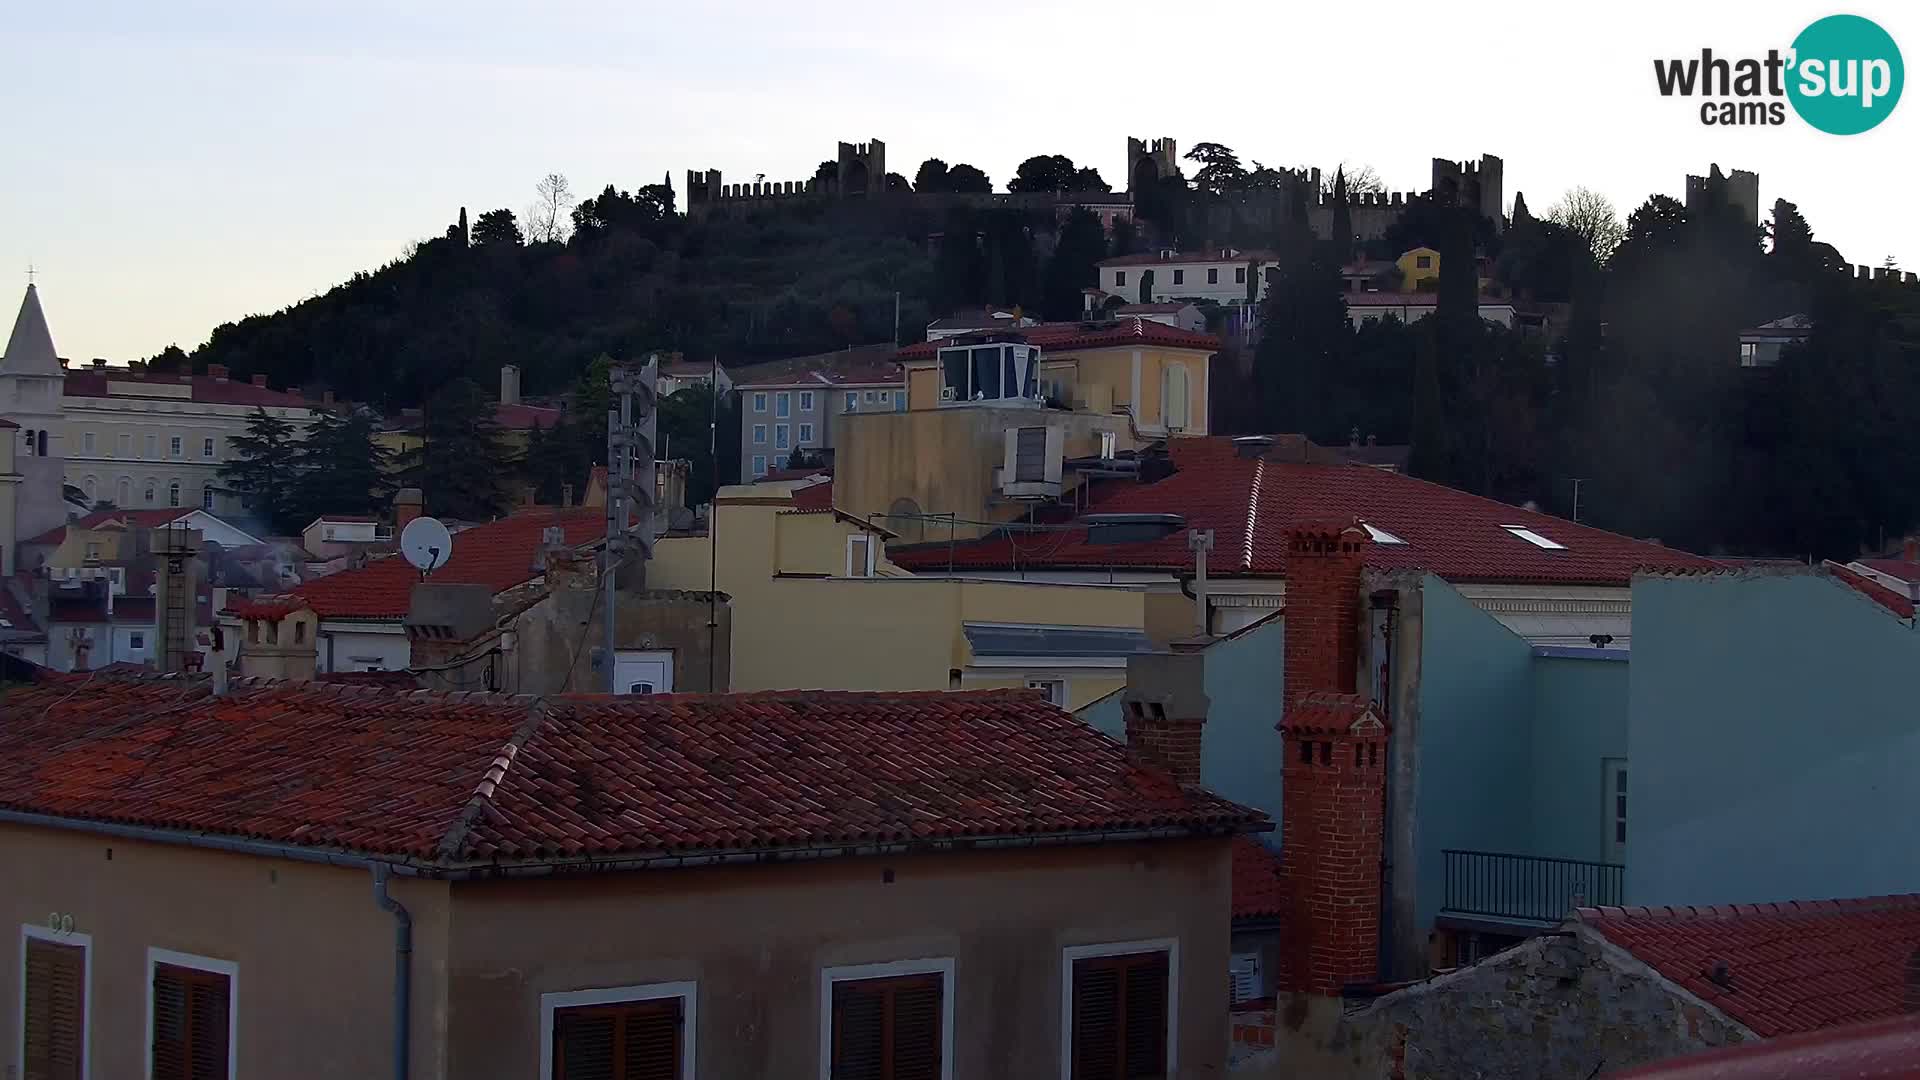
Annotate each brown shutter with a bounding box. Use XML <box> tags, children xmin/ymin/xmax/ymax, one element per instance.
<box><xmin>151</xmin><ymin>963</ymin><xmax>230</xmax><ymax>1080</ymax></box>
<box><xmin>23</xmin><ymin>938</ymin><xmax>85</xmax><ymax>1080</ymax></box>
<box><xmin>831</xmin><ymin>981</ymin><xmax>886</xmax><ymax>1080</ymax></box>
<box><xmin>888</xmin><ymin>977</ymin><xmax>942</xmax><ymax>1080</ymax></box>
<box><xmin>832</xmin><ymin>975</ymin><xmax>942</xmax><ymax>1080</ymax></box>
<box><xmin>1071</xmin><ymin>952</ymin><xmax>1169</xmax><ymax>1080</ymax></box>
<box><xmin>554</xmin><ymin>999</ymin><xmax>682</xmax><ymax>1080</ymax></box>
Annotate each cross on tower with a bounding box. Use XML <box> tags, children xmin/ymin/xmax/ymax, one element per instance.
<box><xmin>25</xmin><ymin>263</ymin><xmax>35</xmax><ymax>285</ymax></box>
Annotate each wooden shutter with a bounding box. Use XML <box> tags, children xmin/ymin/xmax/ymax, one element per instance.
<box><xmin>554</xmin><ymin>999</ymin><xmax>682</xmax><ymax>1080</ymax></box>
<box><xmin>23</xmin><ymin>938</ymin><xmax>85</xmax><ymax>1080</ymax></box>
<box><xmin>831</xmin><ymin>974</ymin><xmax>942</xmax><ymax>1080</ymax></box>
<box><xmin>151</xmin><ymin>962</ymin><xmax>230</xmax><ymax>1080</ymax></box>
<box><xmin>1071</xmin><ymin>952</ymin><xmax>1169</xmax><ymax>1080</ymax></box>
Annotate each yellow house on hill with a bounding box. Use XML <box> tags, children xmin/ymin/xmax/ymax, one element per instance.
<box><xmin>648</xmin><ymin>476</ymin><xmax>1152</xmax><ymax>708</ymax></box>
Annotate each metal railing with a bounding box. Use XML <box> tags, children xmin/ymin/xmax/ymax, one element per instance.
<box><xmin>1441</xmin><ymin>849</ymin><xmax>1624</xmax><ymax>923</ymax></box>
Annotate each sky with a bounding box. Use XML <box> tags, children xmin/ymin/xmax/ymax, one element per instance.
<box><xmin>2</xmin><ymin>0</ymin><xmax>1914</xmax><ymax>362</ymax></box>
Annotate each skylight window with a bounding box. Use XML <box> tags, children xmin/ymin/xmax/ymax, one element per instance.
<box><xmin>1502</xmin><ymin>525</ymin><xmax>1566</xmax><ymax>550</ymax></box>
<box><xmin>1362</xmin><ymin>523</ymin><xmax>1407</xmax><ymax>545</ymax></box>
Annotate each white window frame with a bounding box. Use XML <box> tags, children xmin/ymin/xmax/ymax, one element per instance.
<box><xmin>751</xmin><ymin>455</ymin><xmax>767</xmax><ymax>477</ymax></box>
<box><xmin>1026</xmin><ymin>678</ymin><xmax>1066</xmax><ymax>706</ymax></box>
<box><xmin>818</xmin><ymin>957</ymin><xmax>955</xmax><ymax>1080</ymax></box>
<box><xmin>201</xmin><ymin>488</ymin><xmax>215</xmax><ymax>511</ymax></box>
<box><xmin>846</xmin><ymin>534</ymin><xmax>876</xmax><ymax>577</ymax></box>
<box><xmin>82</xmin><ymin>431</ymin><xmax>95</xmax><ymax>454</ymax></box>
<box><xmin>753</xmin><ymin>392</ymin><xmax>768</xmax><ymax>413</ymax></box>
<box><xmin>776</xmin><ymin>391</ymin><xmax>791</xmax><ymax>418</ymax></box>
<box><xmin>145</xmin><ymin>947</ymin><xmax>238</xmax><ymax>1080</ymax></box>
<box><xmin>1501</xmin><ymin>524</ymin><xmax>1566</xmax><ymax>550</ymax></box>
<box><xmin>1361</xmin><ymin>523</ymin><xmax>1406</xmax><ymax>545</ymax></box>
<box><xmin>202</xmin><ymin>438</ymin><xmax>216</xmax><ymax>459</ymax></box>
<box><xmin>168</xmin><ymin>436</ymin><xmax>183</xmax><ymax>458</ymax></box>
<box><xmin>799</xmin><ymin>390</ymin><xmax>814</xmax><ymax>412</ymax></box>
<box><xmin>775</xmin><ymin>425</ymin><xmax>790</xmax><ymax>450</ymax></box>
<box><xmin>797</xmin><ymin>422</ymin><xmax>814</xmax><ymax>445</ymax></box>
<box><xmin>879</xmin><ymin>390</ymin><xmax>891</xmax><ymax>404</ymax></box>
<box><xmin>1059</xmin><ymin>939</ymin><xmax>1179</xmax><ymax>1080</ymax></box>
<box><xmin>844</xmin><ymin>391</ymin><xmax>859</xmax><ymax>412</ymax></box>
<box><xmin>20</xmin><ymin>923</ymin><xmax>93</xmax><ymax>1080</ymax></box>
<box><xmin>864</xmin><ymin>390</ymin><xmax>877</xmax><ymax>403</ymax></box>
<box><xmin>1115</xmin><ymin>271</ymin><xmax>1127</xmax><ymax>287</ymax></box>
<box><xmin>752</xmin><ymin>424</ymin><xmax>767</xmax><ymax>445</ymax></box>
<box><xmin>539</xmin><ymin>980</ymin><xmax>697</xmax><ymax>1080</ymax></box>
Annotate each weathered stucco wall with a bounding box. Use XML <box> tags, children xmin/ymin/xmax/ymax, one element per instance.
<box><xmin>0</xmin><ymin>824</ymin><xmax>453</xmax><ymax>1080</ymax></box>
<box><xmin>443</xmin><ymin>840</ymin><xmax>1234</xmax><ymax>1080</ymax></box>
<box><xmin>1628</xmin><ymin>572</ymin><xmax>1920</xmax><ymax>906</ymax></box>
<box><xmin>509</xmin><ymin>582</ymin><xmax>730</xmax><ymax>694</ymax></box>
<box><xmin>1334</xmin><ymin>929</ymin><xmax>1749</xmax><ymax>1080</ymax></box>
<box><xmin>1529</xmin><ymin>653</ymin><xmax>1628</xmax><ymax>864</ymax></box>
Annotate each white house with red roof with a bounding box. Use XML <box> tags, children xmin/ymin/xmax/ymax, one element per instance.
<box><xmin>1097</xmin><ymin>247</ymin><xmax>1279</xmax><ymax>306</ymax></box>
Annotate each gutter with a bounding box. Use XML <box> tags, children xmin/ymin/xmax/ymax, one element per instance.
<box><xmin>371</xmin><ymin>865</ymin><xmax>412</xmax><ymax>1080</ymax></box>
<box><xmin>0</xmin><ymin>807</ymin><xmax>1267</xmax><ymax>881</ymax></box>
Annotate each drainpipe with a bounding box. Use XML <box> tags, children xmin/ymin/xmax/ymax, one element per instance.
<box><xmin>371</xmin><ymin>864</ymin><xmax>412</xmax><ymax>1080</ymax></box>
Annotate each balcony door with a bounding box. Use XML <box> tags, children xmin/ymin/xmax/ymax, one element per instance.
<box><xmin>1602</xmin><ymin>758</ymin><xmax>1628</xmax><ymax>864</ymax></box>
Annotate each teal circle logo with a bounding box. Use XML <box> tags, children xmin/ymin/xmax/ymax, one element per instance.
<box><xmin>1788</xmin><ymin>14</ymin><xmax>1903</xmax><ymax>134</ymax></box>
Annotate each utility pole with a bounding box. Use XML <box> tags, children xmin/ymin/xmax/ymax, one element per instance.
<box><xmin>602</xmin><ymin>356</ymin><xmax>658</xmax><ymax>692</ymax></box>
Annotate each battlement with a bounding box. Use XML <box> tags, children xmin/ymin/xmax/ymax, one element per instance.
<box><xmin>1685</xmin><ymin>164</ymin><xmax>1761</xmax><ymax>226</ymax></box>
<box><xmin>1126</xmin><ymin>136</ymin><xmax>1181</xmax><ymax>193</ymax></box>
<box><xmin>1317</xmin><ymin>190</ymin><xmax>1419</xmax><ymax>210</ymax></box>
<box><xmin>1851</xmin><ymin>264</ymin><xmax>1920</xmax><ymax>287</ymax></box>
<box><xmin>1430</xmin><ymin>153</ymin><xmax>1505</xmax><ymax>231</ymax></box>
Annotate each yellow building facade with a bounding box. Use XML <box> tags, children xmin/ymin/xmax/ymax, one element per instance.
<box><xmin>648</xmin><ymin>479</ymin><xmax>1149</xmax><ymax>708</ymax></box>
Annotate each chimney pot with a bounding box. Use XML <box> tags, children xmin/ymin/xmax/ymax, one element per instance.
<box><xmin>1904</xmin><ymin>537</ymin><xmax>1918</xmax><ymax>564</ymax></box>
<box><xmin>91</xmin><ymin>358</ymin><xmax>107</xmax><ymax>370</ymax></box>
<box><xmin>395</xmin><ymin>487</ymin><xmax>424</xmax><ymax>530</ymax></box>
<box><xmin>250</xmin><ymin>374</ymin><xmax>268</xmax><ymax>388</ymax></box>
<box><xmin>1120</xmin><ymin>652</ymin><xmax>1209</xmax><ymax>788</ymax></box>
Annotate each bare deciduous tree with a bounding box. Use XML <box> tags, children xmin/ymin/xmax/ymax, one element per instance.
<box><xmin>525</xmin><ymin>172</ymin><xmax>575</xmax><ymax>245</ymax></box>
<box><xmin>1322</xmin><ymin>163</ymin><xmax>1385</xmax><ymax>197</ymax></box>
<box><xmin>1548</xmin><ymin>187</ymin><xmax>1626</xmax><ymax>264</ymax></box>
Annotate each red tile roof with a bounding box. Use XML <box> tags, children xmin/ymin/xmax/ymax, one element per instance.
<box><xmin>889</xmin><ymin>437</ymin><xmax>1718</xmax><ymax>586</ymax></box>
<box><xmin>1613</xmin><ymin>1015</ymin><xmax>1920</xmax><ymax>1079</ymax></box>
<box><xmin>0</xmin><ymin>679</ymin><xmax>1265</xmax><ymax>867</ymax></box>
<box><xmin>1577</xmin><ymin>896</ymin><xmax>1920</xmax><ymax>1038</ymax></box>
<box><xmin>1097</xmin><ymin>249</ymin><xmax>1281</xmax><ymax>267</ymax></box>
<box><xmin>63</xmin><ymin>369</ymin><xmax>311</xmax><ymax>408</ymax></box>
<box><xmin>493</xmin><ymin>402</ymin><xmax>562</xmax><ymax>431</ymax></box>
<box><xmin>1343</xmin><ymin>292</ymin><xmax>1514</xmax><ymax>308</ymax></box>
<box><xmin>1232</xmin><ymin>837</ymin><xmax>1284</xmax><ymax>920</ymax></box>
<box><xmin>225</xmin><ymin>596</ymin><xmax>309</xmax><ymax>620</ymax></box>
<box><xmin>286</xmin><ymin>507</ymin><xmax>611</xmax><ymax>619</ymax></box>
<box><xmin>789</xmin><ymin>480</ymin><xmax>834</xmax><ymax>511</ymax></box>
<box><xmin>1825</xmin><ymin>561</ymin><xmax>1916</xmax><ymax>619</ymax></box>
<box><xmin>24</xmin><ymin>508</ymin><xmax>196</xmax><ymax>547</ymax></box>
<box><xmin>1859</xmin><ymin>558</ymin><xmax>1920</xmax><ymax>585</ymax></box>
<box><xmin>732</xmin><ymin>344</ymin><xmax>903</xmax><ymax>388</ymax></box>
<box><xmin>896</xmin><ymin>318</ymin><xmax>1218</xmax><ymax>360</ymax></box>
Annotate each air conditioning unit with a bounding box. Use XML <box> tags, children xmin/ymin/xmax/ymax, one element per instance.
<box><xmin>940</xmin><ymin>386</ymin><xmax>957</xmax><ymax>402</ymax></box>
<box><xmin>999</xmin><ymin>426</ymin><xmax>1064</xmax><ymax>500</ymax></box>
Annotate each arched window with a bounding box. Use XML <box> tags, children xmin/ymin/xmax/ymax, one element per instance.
<box><xmin>117</xmin><ymin>478</ymin><xmax>130</xmax><ymax>507</ymax></box>
<box><xmin>23</xmin><ymin>429</ymin><xmax>34</xmax><ymax>456</ymax></box>
<box><xmin>143</xmin><ymin>481</ymin><xmax>156</xmax><ymax>506</ymax></box>
<box><xmin>1162</xmin><ymin>363</ymin><xmax>1191</xmax><ymax>432</ymax></box>
<box><xmin>81</xmin><ymin>476</ymin><xmax>96</xmax><ymax>501</ymax></box>
<box><xmin>167</xmin><ymin>481</ymin><xmax>181</xmax><ymax>507</ymax></box>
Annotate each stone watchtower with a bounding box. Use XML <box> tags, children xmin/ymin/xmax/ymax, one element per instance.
<box><xmin>1431</xmin><ymin>154</ymin><xmax>1505</xmax><ymax>232</ymax></box>
<box><xmin>836</xmin><ymin>139</ymin><xmax>885</xmax><ymax>198</ymax></box>
<box><xmin>1685</xmin><ymin>164</ymin><xmax>1760</xmax><ymax>229</ymax></box>
<box><xmin>1126</xmin><ymin>136</ymin><xmax>1180</xmax><ymax>194</ymax></box>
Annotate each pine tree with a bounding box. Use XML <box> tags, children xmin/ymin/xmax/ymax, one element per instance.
<box><xmin>293</xmin><ymin>408</ymin><xmax>396</xmax><ymax>524</ymax></box>
<box><xmin>1330</xmin><ymin>168</ymin><xmax>1354</xmax><ymax>263</ymax></box>
<box><xmin>219</xmin><ymin>407</ymin><xmax>305</xmax><ymax>533</ymax></box>
<box><xmin>407</xmin><ymin>378</ymin><xmax>513</xmax><ymax>520</ymax></box>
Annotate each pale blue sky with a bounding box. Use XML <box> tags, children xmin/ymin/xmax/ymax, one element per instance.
<box><xmin>3</xmin><ymin>0</ymin><xmax>1912</xmax><ymax>361</ymax></box>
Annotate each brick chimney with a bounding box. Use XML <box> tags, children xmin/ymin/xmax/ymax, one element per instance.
<box><xmin>1904</xmin><ymin>536</ymin><xmax>1918</xmax><ymax>564</ymax></box>
<box><xmin>207</xmin><ymin>363</ymin><xmax>230</xmax><ymax>382</ymax></box>
<box><xmin>250</xmin><ymin>374</ymin><xmax>268</xmax><ymax>388</ymax></box>
<box><xmin>1121</xmin><ymin>651</ymin><xmax>1209</xmax><ymax>787</ymax></box>
<box><xmin>1276</xmin><ymin>520</ymin><xmax>1388</xmax><ymax>997</ymax></box>
<box><xmin>395</xmin><ymin>487</ymin><xmax>424</xmax><ymax>530</ymax></box>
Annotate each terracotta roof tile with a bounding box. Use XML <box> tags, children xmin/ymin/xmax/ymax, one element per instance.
<box><xmin>63</xmin><ymin>369</ymin><xmax>312</xmax><ymax>408</ymax></box>
<box><xmin>24</xmin><ymin>508</ymin><xmax>197</xmax><ymax>547</ymax></box>
<box><xmin>890</xmin><ymin>437</ymin><xmax>1718</xmax><ymax>586</ymax></box>
<box><xmin>286</xmin><ymin>507</ymin><xmax>611</xmax><ymax>619</ymax></box>
<box><xmin>896</xmin><ymin>318</ymin><xmax>1218</xmax><ymax>360</ymax></box>
<box><xmin>1578</xmin><ymin>895</ymin><xmax>1920</xmax><ymax>1038</ymax></box>
<box><xmin>1825</xmin><ymin>561</ymin><xmax>1916</xmax><ymax>619</ymax></box>
<box><xmin>1232</xmin><ymin>837</ymin><xmax>1284</xmax><ymax>920</ymax></box>
<box><xmin>1859</xmin><ymin>558</ymin><xmax>1920</xmax><ymax>584</ymax></box>
<box><xmin>0</xmin><ymin>680</ymin><xmax>1266</xmax><ymax>866</ymax></box>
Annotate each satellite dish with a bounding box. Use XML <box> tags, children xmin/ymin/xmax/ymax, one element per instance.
<box><xmin>401</xmin><ymin>516</ymin><xmax>453</xmax><ymax>574</ymax></box>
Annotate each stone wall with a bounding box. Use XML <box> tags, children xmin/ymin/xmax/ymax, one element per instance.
<box><xmin>1331</xmin><ymin>929</ymin><xmax>1750</xmax><ymax>1079</ymax></box>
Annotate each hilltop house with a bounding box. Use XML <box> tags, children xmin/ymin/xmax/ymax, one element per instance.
<box><xmin>734</xmin><ymin>345</ymin><xmax>904</xmax><ymax>481</ymax></box>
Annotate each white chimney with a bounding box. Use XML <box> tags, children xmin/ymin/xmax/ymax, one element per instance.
<box><xmin>500</xmin><ymin>364</ymin><xmax>521</xmax><ymax>406</ymax></box>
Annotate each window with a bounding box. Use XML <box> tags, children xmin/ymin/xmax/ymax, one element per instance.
<box><xmin>895</xmin><ymin>394</ymin><xmax>907</xmax><ymax>413</ymax></box>
<box><xmin>798</xmin><ymin>423</ymin><xmax>814</xmax><ymax>444</ymax></box>
<box><xmin>168</xmin><ymin>481</ymin><xmax>181</xmax><ymax>507</ymax></box>
<box><xmin>799</xmin><ymin>391</ymin><xmax>815</xmax><ymax>412</ymax></box>
<box><xmin>148</xmin><ymin>948</ymin><xmax>236</xmax><ymax>1080</ymax></box>
<box><xmin>1361</xmin><ymin>523</ymin><xmax>1406</xmax><ymax>545</ymax></box>
<box><xmin>119</xmin><ymin>433</ymin><xmax>132</xmax><ymax>457</ymax></box>
<box><xmin>1062</xmin><ymin>942</ymin><xmax>1175</xmax><ymax>1080</ymax></box>
<box><xmin>1228</xmin><ymin>952</ymin><xmax>1263</xmax><ymax>1005</ymax></box>
<box><xmin>130</xmin><ymin>632</ymin><xmax>146</xmax><ymax>651</ymax></box>
<box><xmin>21</xmin><ymin>925</ymin><xmax>90</xmax><ymax>1080</ymax></box>
<box><xmin>1604</xmin><ymin>758</ymin><xmax>1628</xmax><ymax>863</ymax></box>
<box><xmin>118</xmin><ymin>478</ymin><xmax>131</xmax><ymax>506</ymax></box>
<box><xmin>1416</xmin><ymin>254</ymin><xmax>1433</xmax><ymax>269</ymax></box>
<box><xmin>1235</xmin><ymin>267</ymin><xmax>1247</xmax><ymax>284</ymax></box>
<box><xmin>845</xmin><ymin>391</ymin><xmax>859</xmax><ymax>412</ymax></box>
<box><xmin>82</xmin><ymin>431</ymin><xmax>96</xmax><ymax>454</ymax></box>
<box><xmin>293</xmin><ymin>621</ymin><xmax>306</xmax><ymax>645</ymax></box>
<box><xmin>847</xmin><ymin>534</ymin><xmax>875</xmax><ymax>577</ymax></box>
<box><xmin>1739</xmin><ymin>342</ymin><xmax>1759</xmax><ymax>366</ymax></box>
<box><xmin>775</xmin><ymin>425</ymin><xmax>790</xmax><ymax>450</ymax></box>
<box><xmin>1114</xmin><ymin>271</ymin><xmax>1127</xmax><ymax>287</ymax></box>
<box><xmin>865</xmin><ymin>390</ymin><xmax>878</xmax><ymax>403</ymax></box>
<box><xmin>1206</xmin><ymin>268</ymin><xmax>1218</xmax><ymax>285</ymax></box>
<box><xmin>776</xmin><ymin>392</ymin><xmax>791</xmax><ymax>418</ymax></box>
<box><xmin>146</xmin><ymin>435</ymin><xmax>157</xmax><ymax>458</ymax></box>
<box><xmin>1500</xmin><ymin>525</ymin><xmax>1566</xmax><ymax>550</ymax></box>
<box><xmin>82</xmin><ymin>476</ymin><xmax>96</xmax><ymax>501</ymax></box>
<box><xmin>1027</xmin><ymin>678</ymin><xmax>1066</xmax><ymax>706</ymax></box>
<box><xmin>821</xmin><ymin>960</ymin><xmax>953</xmax><ymax>1080</ymax></box>
<box><xmin>201</xmin><ymin>488</ymin><xmax>215</xmax><ymax>510</ymax></box>
<box><xmin>541</xmin><ymin>982</ymin><xmax>694</xmax><ymax>1080</ymax></box>
<box><xmin>169</xmin><ymin>436</ymin><xmax>183</xmax><ymax>458</ymax></box>
<box><xmin>143</xmin><ymin>482</ymin><xmax>156</xmax><ymax>506</ymax></box>
<box><xmin>751</xmin><ymin>455</ymin><xmax>767</xmax><ymax>477</ymax></box>
<box><xmin>752</xmin><ymin>424</ymin><xmax>767</xmax><ymax>445</ymax></box>
<box><xmin>753</xmin><ymin>392</ymin><xmax>768</xmax><ymax>413</ymax></box>
<box><xmin>202</xmin><ymin>438</ymin><xmax>215</xmax><ymax>459</ymax></box>
<box><xmin>1171</xmin><ymin>269</ymin><xmax>1184</xmax><ymax>285</ymax></box>
<box><xmin>879</xmin><ymin>390</ymin><xmax>891</xmax><ymax>403</ymax></box>
<box><xmin>1161</xmin><ymin>364</ymin><xmax>1190</xmax><ymax>432</ymax></box>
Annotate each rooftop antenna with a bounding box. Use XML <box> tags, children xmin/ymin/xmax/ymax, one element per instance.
<box><xmin>400</xmin><ymin>516</ymin><xmax>453</xmax><ymax>578</ymax></box>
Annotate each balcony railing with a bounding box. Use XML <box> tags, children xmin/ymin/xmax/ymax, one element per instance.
<box><xmin>1441</xmin><ymin>850</ymin><xmax>1624</xmax><ymax>924</ymax></box>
